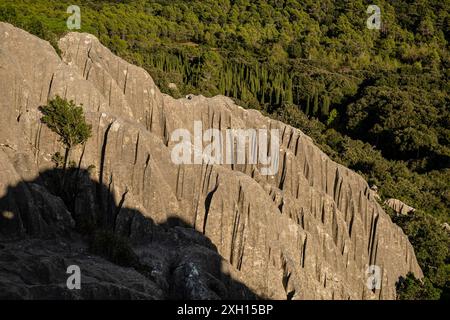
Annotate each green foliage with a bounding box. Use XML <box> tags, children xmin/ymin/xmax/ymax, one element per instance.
<box><xmin>275</xmin><ymin>102</ymin><xmax>450</xmax><ymax>299</ymax></box>
<box><xmin>2</xmin><ymin>1</ymin><xmax>448</xmax><ymax>164</ymax></box>
<box><xmin>51</xmin><ymin>151</ymin><xmax>64</xmax><ymax>168</ymax></box>
<box><xmin>2</xmin><ymin>0</ymin><xmax>449</xmax><ymax>299</ymax></box>
<box><xmin>326</xmin><ymin>109</ymin><xmax>338</xmax><ymax>126</ymax></box>
<box><xmin>396</xmin><ymin>273</ymin><xmax>441</xmax><ymax>300</ymax></box>
<box><xmin>393</xmin><ymin>212</ymin><xmax>450</xmax><ymax>297</ymax></box>
<box><xmin>39</xmin><ymin>96</ymin><xmax>92</xmax><ymax>150</ymax></box>
<box><xmin>345</xmin><ymin>85</ymin><xmax>449</xmax><ymax>164</ymax></box>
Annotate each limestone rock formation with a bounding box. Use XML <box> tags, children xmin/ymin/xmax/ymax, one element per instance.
<box><xmin>0</xmin><ymin>23</ymin><xmax>423</xmax><ymax>300</ymax></box>
<box><xmin>384</xmin><ymin>199</ymin><xmax>416</xmax><ymax>216</ymax></box>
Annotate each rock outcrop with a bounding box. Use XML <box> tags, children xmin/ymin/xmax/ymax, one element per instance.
<box><xmin>384</xmin><ymin>199</ymin><xmax>416</xmax><ymax>216</ymax></box>
<box><xmin>0</xmin><ymin>23</ymin><xmax>422</xmax><ymax>299</ymax></box>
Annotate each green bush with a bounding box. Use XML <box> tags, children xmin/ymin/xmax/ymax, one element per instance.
<box><xmin>39</xmin><ymin>96</ymin><xmax>92</xmax><ymax>170</ymax></box>
<box><xmin>2</xmin><ymin>0</ymin><xmax>449</xmax><ymax>299</ymax></box>
<box><xmin>396</xmin><ymin>273</ymin><xmax>441</xmax><ymax>300</ymax></box>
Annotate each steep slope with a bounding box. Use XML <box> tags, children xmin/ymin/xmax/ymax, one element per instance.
<box><xmin>0</xmin><ymin>23</ymin><xmax>422</xmax><ymax>299</ymax></box>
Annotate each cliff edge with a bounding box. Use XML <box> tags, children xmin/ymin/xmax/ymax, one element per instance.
<box><xmin>0</xmin><ymin>23</ymin><xmax>422</xmax><ymax>299</ymax></box>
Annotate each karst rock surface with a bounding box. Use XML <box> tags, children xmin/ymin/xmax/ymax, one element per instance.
<box><xmin>0</xmin><ymin>23</ymin><xmax>422</xmax><ymax>300</ymax></box>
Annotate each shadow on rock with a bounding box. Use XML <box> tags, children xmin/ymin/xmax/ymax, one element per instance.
<box><xmin>0</xmin><ymin>167</ymin><xmax>258</xmax><ymax>300</ymax></box>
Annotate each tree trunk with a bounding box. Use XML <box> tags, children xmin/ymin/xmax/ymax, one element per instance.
<box><xmin>62</xmin><ymin>147</ymin><xmax>71</xmax><ymax>188</ymax></box>
<box><xmin>63</xmin><ymin>147</ymin><xmax>70</xmax><ymax>171</ymax></box>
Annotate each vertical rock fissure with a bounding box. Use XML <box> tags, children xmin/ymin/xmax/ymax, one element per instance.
<box><xmin>98</xmin><ymin>121</ymin><xmax>114</xmax><ymax>213</ymax></box>
<box><xmin>203</xmin><ymin>179</ymin><xmax>219</xmax><ymax>235</ymax></box>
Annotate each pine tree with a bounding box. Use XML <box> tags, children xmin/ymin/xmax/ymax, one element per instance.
<box><xmin>321</xmin><ymin>95</ymin><xmax>330</xmax><ymax>117</ymax></box>
<box><xmin>39</xmin><ymin>96</ymin><xmax>92</xmax><ymax>183</ymax></box>
<box><xmin>305</xmin><ymin>94</ymin><xmax>310</xmax><ymax>115</ymax></box>
<box><xmin>312</xmin><ymin>91</ymin><xmax>319</xmax><ymax>116</ymax></box>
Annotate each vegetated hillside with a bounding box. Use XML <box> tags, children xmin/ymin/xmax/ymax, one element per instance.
<box><xmin>0</xmin><ymin>23</ymin><xmax>424</xmax><ymax>299</ymax></box>
<box><xmin>0</xmin><ymin>0</ymin><xmax>449</xmax><ymax>299</ymax></box>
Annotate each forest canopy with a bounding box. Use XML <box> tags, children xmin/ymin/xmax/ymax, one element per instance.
<box><xmin>0</xmin><ymin>0</ymin><xmax>449</xmax><ymax>299</ymax></box>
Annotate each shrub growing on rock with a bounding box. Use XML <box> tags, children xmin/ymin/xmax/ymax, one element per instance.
<box><xmin>39</xmin><ymin>96</ymin><xmax>92</xmax><ymax>172</ymax></box>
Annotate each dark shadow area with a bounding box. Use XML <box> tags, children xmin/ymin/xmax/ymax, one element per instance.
<box><xmin>0</xmin><ymin>167</ymin><xmax>258</xmax><ymax>300</ymax></box>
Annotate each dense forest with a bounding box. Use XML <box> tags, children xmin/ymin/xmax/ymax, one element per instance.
<box><xmin>0</xmin><ymin>0</ymin><xmax>449</xmax><ymax>299</ymax></box>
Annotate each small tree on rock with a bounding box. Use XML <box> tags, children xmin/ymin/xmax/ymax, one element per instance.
<box><xmin>39</xmin><ymin>96</ymin><xmax>92</xmax><ymax>176</ymax></box>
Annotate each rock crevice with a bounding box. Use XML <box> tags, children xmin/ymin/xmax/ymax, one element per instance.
<box><xmin>0</xmin><ymin>23</ymin><xmax>422</xmax><ymax>300</ymax></box>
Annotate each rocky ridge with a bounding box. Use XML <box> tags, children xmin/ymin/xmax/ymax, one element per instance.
<box><xmin>0</xmin><ymin>23</ymin><xmax>422</xmax><ymax>299</ymax></box>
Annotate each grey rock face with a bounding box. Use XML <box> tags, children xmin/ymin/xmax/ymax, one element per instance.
<box><xmin>0</xmin><ymin>238</ymin><xmax>164</xmax><ymax>300</ymax></box>
<box><xmin>0</xmin><ymin>23</ymin><xmax>422</xmax><ymax>300</ymax></box>
<box><xmin>384</xmin><ymin>198</ymin><xmax>416</xmax><ymax>215</ymax></box>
